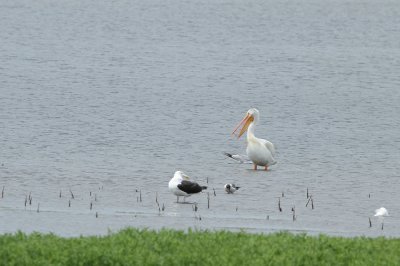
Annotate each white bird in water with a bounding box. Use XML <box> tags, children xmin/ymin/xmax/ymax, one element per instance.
<box><xmin>374</xmin><ymin>207</ymin><xmax>389</xmax><ymax>217</ymax></box>
<box><xmin>224</xmin><ymin>184</ymin><xmax>240</xmax><ymax>194</ymax></box>
<box><xmin>374</xmin><ymin>207</ymin><xmax>389</xmax><ymax>230</ymax></box>
<box><xmin>223</xmin><ymin>152</ymin><xmax>252</xmax><ymax>164</ymax></box>
<box><xmin>232</xmin><ymin>108</ymin><xmax>276</xmax><ymax>170</ymax></box>
<box><xmin>169</xmin><ymin>171</ymin><xmax>207</xmax><ymax>203</ymax></box>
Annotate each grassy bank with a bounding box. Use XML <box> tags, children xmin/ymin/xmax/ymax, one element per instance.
<box><xmin>1</xmin><ymin>229</ymin><xmax>399</xmax><ymax>265</ymax></box>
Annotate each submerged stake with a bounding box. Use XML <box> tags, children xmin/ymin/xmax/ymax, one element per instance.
<box><xmin>278</xmin><ymin>197</ymin><xmax>282</xmax><ymax>212</ymax></box>
<box><xmin>292</xmin><ymin>206</ymin><xmax>296</xmax><ymax>221</ymax></box>
<box><xmin>2</xmin><ymin>186</ymin><xmax>4</xmax><ymax>198</ymax></box>
<box><xmin>37</xmin><ymin>203</ymin><xmax>40</xmax><ymax>213</ymax></box>
<box><xmin>207</xmin><ymin>192</ymin><xmax>210</xmax><ymax>209</ymax></box>
<box><xmin>69</xmin><ymin>189</ymin><xmax>74</xmax><ymax>199</ymax></box>
<box><xmin>369</xmin><ymin>217</ymin><xmax>372</xmax><ymax>228</ymax></box>
<box><xmin>306</xmin><ymin>196</ymin><xmax>311</xmax><ymax>207</ymax></box>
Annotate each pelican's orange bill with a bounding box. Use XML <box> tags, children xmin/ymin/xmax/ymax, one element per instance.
<box><xmin>232</xmin><ymin>114</ymin><xmax>254</xmax><ymax>138</ymax></box>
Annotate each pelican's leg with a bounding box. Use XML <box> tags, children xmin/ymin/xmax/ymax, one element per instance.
<box><xmin>264</xmin><ymin>165</ymin><xmax>269</xmax><ymax>171</ymax></box>
<box><xmin>253</xmin><ymin>164</ymin><xmax>257</xmax><ymax>170</ymax></box>
<box><xmin>183</xmin><ymin>197</ymin><xmax>186</xmax><ymax>203</ymax></box>
<box><xmin>176</xmin><ymin>196</ymin><xmax>179</xmax><ymax>203</ymax></box>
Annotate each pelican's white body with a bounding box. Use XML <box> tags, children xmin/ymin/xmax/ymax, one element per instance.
<box><xmin>245</xmin><ymin>110</ymin><xmax>276</xmax><ymax>167</ymax></box>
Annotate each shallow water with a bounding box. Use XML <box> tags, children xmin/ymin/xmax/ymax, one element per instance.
<box><xmin>1</xmin><ymin>0</ymin><xmax>400</xmax><ymax>237</ymax></box>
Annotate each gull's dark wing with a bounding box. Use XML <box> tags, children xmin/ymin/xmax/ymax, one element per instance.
<box><xmin>178</xmin><ymin>180</ymin><xmax>206</xmax><ymax>194</ymax></box>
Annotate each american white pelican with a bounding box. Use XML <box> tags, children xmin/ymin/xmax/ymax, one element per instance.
<box><xmin>223</xmin><ymin>152</ymin><xmax>252</xmax><ymax>164</ymax></box>
<box><xmin>232</xmin><ymin>108</ymin><xmax>276</xmax><ymax>170</ymax></box>
<box><xmin>169</xmin><ymin>171</ymin><xmax>207</xmax><ymax>203</ymax></box>
<box><xmin>224</xmin><ymin>184</ymin><xmax>240</xmax><ymax>194</ymax></box>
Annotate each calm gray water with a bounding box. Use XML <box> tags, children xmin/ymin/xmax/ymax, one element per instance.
<box><xmin>1</xmin><ymin>0</ymin><xmax>400</xmax><ymax>237</ymax></box>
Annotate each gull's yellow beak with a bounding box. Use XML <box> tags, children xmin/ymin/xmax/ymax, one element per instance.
<box><xmin>232</xmin><ymin>113</ymin><xmax>254</xmax><ymax>139</ymax></box>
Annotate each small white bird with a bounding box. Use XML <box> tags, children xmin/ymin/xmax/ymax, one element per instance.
<box><xmin>224</xmin><ymin>184</ymin><xmax>240</xmax><ymax>194</ymax></box>
<box><xmin>169</xmin><ymin>171</ymin><xmax>207</xmax><ymax>203</ymax></box>
<box><xmin>374</xmin><ymin>207</ymin><xmax>389</xmax><ymax>217</ymax></box>
<box><xmin>374</xmin><ymin>207</ymin><xmax>389</xmax><ymax>230</ymax></box>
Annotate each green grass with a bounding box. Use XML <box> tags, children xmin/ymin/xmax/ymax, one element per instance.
<box><xmin>0</xmin><ymin>228</ymin><xmax>399</xmax><ymax>266</ymax></box>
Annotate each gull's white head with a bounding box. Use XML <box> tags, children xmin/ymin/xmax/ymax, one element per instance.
<box><xmin>232</xmin><ymin>108</ymin><xmax>260</xmax><ymax>138</ymax></box>
<box><xmin>174</xmin><ymin>171</ymin><xmax>190</xmax><ymax>180</ymax></box>
<box><xmin>374</xmin><ymin>207</ymin><xmax>389</xmax><ymax>217</ymax></box>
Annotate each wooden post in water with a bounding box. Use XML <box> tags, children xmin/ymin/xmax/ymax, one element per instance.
<box><xmin>278</xmin><ymin>197</ymin><xmax>282</xmax><ymax>212</ymax></box>
<box><xmin>292</xmin><ymin>206</ymin><xmax>296</xmax><ymax>221</ymax></box>
<box><xmin>70</xmin><ymin>189</ymin><xmax>74</xmax><ymax>199</ymax></box>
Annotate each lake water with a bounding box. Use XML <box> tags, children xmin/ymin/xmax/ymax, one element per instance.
<box><xmin>1</xmin><ymin>0</ymin><xmax>400</xmax><ymax>237</ymax></box>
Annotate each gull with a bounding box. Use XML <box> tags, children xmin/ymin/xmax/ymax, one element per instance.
<box><xmin>224</xmin><ymin>184</ymin><xmax>240</xmax><ymax>194</ymax></box>
<box><xmin>169</xmin><ymin>171</ymin><xmax>207</xmax><ymax>203</ymax></box>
